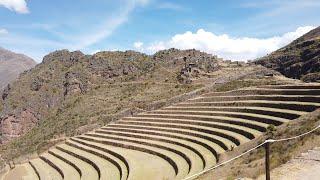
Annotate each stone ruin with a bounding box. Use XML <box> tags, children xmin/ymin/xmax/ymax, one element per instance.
<box><xmin>177</xmin><ymin>56</ymin><xmax>219</xmax><ymax>84</ymax></box>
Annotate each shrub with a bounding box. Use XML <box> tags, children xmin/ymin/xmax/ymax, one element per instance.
<box><xmin>267</xmin><ymin>124</ymin><xmax>277</xmax><ymax>137</ymax></box>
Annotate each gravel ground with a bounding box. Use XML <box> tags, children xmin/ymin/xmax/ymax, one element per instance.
<box><xmin>257</xmin><ymin>147</ymin><xmax>320</xmax><ymax>180</ymax></box>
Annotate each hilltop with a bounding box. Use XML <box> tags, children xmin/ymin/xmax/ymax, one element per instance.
<box><xmin>255</xmin><ymin>26</ymin><xmax>320</xmax><ymax>82</ymax></box>
<box><xmin>0</xmin><ymin>47</ymin><xmax>36</xmax><ymax>90</ymax></box>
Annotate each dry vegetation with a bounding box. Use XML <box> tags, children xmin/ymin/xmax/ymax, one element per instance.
<box><xmin>197</xmin><ymin>109</ymin><xmax>320</xmax><ymax>180</ymax></box>
<box><xmin>1</xmin><ymin>73</ymin><xmax>319</xmax><ymax>179</ymax></box>
<box><xmin>256</xmin><ymin>26</ymin><xmax>320</xmax><ymax>82</ymax></box>
<box><xmin>1</xmin><ymin>48</ymin><xmax>232</xmax><ymax>169</ymax></box>
<box><xmin>2</xmin><ymin>47</ymin><xmax>314</xmax><ymax>180</ymax></box>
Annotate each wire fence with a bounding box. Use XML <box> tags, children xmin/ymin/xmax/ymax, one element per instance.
<box><xmin>183</xmin><ymin>124</ymin><xmax>320</xmax><ymax>180</ymax></box>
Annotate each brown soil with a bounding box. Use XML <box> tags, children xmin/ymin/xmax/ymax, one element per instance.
<box><xmin>2</xmin><ymin>165</ymin><xmax>27</xmax><ymax>180</ymax></box>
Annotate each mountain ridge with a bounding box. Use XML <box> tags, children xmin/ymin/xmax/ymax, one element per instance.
<box><xmin>255</xmin><ymin>26</ymin><xmax>320</xmax><ymax>82</ymax></box>
<box><xmin>0</xmin><ymin>47</ymin><xmax>37</xmax><ymax>90</ymax></box>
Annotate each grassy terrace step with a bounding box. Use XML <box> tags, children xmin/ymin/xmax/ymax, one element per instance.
<box><xmin>75</xmin><ymin>135</ymin><xmax>183</xmax><ymax>176</ymax></box>
<box><xmin>135</xmin><ymin>112</ymin><xmax>278</xmax><ymax>131</ymax></box>
<box><xmin>116</xmin><ymin>120</ymin><xmax>249</xmax><ymax>145</ymax></box>
<box><xmin>76</xmin><ymin>134</ymin><xmax>188</xmax><ymax>178</ymax></box>
<box><xmin>2</xmin><ymin>164</ymin><xmax>39</xmax><ymax>180</ymax></box>
<box><xmin>71</xmin><ymin>137</ymin><xmax>177</xmax><ymax>180</ymax></box>
<box><xmin>51</xmin><ymin>144</ymin><xmax>101</xmax><ymax>179</ymax></box>
<box><xmin>29</xmin><ymin>158</ymin><xmax>62</xmax><ymax>180</ymax></box>
<box><xmin>120</xmin><ymin>119</ymin><xmax>261</xmax><ymax>146</ymax></box>
<box><xmin>144</xmin><ymin>110</ymin><xmax>289</xmax><ymax>126</ymax></box>
<box><xmin>22</xmin><ymin>163</ymin><xmax>39</xmax><ymax>180</ymax></box>
<box><xmin>89</xmin><ymin>131</ymin><xmax>205</xmax><ymax>173</ymax></box>
<box><xmin>176</xmin><ymin>100</ymin><xmax>320</xmax><ymax>112</ymax></box>
<box><xmin>63</xmin><ymin>140</ymin><xmax>126</xmax><ymax>180</ymax></box>
<box><xmin>125</xmin><ymin>114</ymin><xmax>262</xmax><ymax>136</ymax></box>
<box><xmin>47</xmin><ymin>149</ymin><xmax>82</xmax><ymax>179</ymax></box>
<box><xmin>106</xmin><ymin>124</ymin><xmax>234</xmax><ymax>151</ymax></box>
<box><xmin>41</xmin><ymin>153</ymin><xmax>80</xmax><ymax>180</ymax></box>
<box><xmin>55</xmin><ymin>144</ymin><xmax>100</xmax><ymax>180</ymax></box>
<box><xmin>259</xmin><ymin>84</ymin><xmax>320</xmax><ymax>89</ymax></box>
<box><xmin>48</xmin><ymin>148</ymin><xmax>100</xmax><ymax>180</ymax></box>
<box><xmin>100</xmin><ymin>126</ymin><xmax>223</xmax><ymax>157</ymax></box>
<box><xmin>84</xmin><ymin>132</ymin><xmax>197</xmax><ymax>174</ymax></box>
<box><xmin>94</xmin><ymin>129</ymin><xmax>211</xmax><ymax>169</ymax></box>
<box><xmin>56</xmin><ymin>143</ymin><xmax>114</xmax><ymax>180</ymax></box>
<box><xmin>28</xmin><ymin>162</ymin><xmax>40</xmax><ymax>180</ymax></box>
<box><xmin>113</xmin><ymin>121</ymin><xmax>244</xmax><ymax>147</ymax></box>
<box><xmin>190</xmin><ymin>95</ymin><xmax>320</xmax><ymax>104</ymax></box>
<box><xmin>203</xmin><ymin>88</ymin><xmax>320</xmax><ymax>96</ymax></box>
<box><xmin>97</xmin><ymin>128</ymin><xmax>217</xmax><ymax>168</ymax></box>
<box><xmin>163</xmin><ymin>106</ymin><xmax>305</xmax><ymax>120</ymax></box>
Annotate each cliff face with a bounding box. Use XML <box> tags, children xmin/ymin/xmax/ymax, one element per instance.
<box><xmin>0</xmin><ymin>47</ymin><xmax>36</xmax><ymax>90</ymax></box>
<box><xmin>255</xmin><ymin>26</ymin><xmax>320</xmax><ymax>82</ymax></box>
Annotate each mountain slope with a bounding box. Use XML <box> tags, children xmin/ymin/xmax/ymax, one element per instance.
<box><xmin>0</xmin><ymin>48</ymin><xmax>281</xmax><ymax>170</ymax></box>
<box><xmin>0</xmin><ymin>49</ymin><xmax>222</xmax><ymax>144</ymax></box>
<box><xmin>255</xmin><ymin>26</ymin><xmax>320</xmax><ymax>82</ymax></box>
<box><xmin>4</xmin><ymin>82</ymin><xmax>319</xmax><ymax>180</ymax></box>
<box><xmin>0</xmin><ymin>47</ymin><xmax>36</xmax><ymax>90</ymax></box>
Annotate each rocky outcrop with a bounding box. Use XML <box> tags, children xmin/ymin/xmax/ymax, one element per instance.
<box><xmin>30</xmin><ymin>77</ymin><xmax>44</xmax><ymax>91</ymax></box>
<box><xmin>0</xmin><ymin>110</ymin><xmax>37</xmax><ymax>144</ymax></box>
<box><xmin>42</xmin><ymin>50</ymin><xmax>84</xmax><ymax>66</ymax></box>
<box><xmin>89</xmin><ymin>51</ymin><xmax>154</xmax><ymax>80</ymax></box>
<box><xmin>1</xmin><ymin>85</ymin><xmax>10</xmax><ymax>101</ymax></box>
<box><xmin>301</xmin><ymin>72</ymin><xmax>320</xmax><ymax>82</ymax></box>
<box><xmin>64</xmin><ymin>72</ymin><xmax>87</xmax><ymax>96</ymax></box>
<box><xmin>153</xmin><ymin>48</ymin><xmax>220</xmax><ymax>69</ymax></box>
<box><xmin>255</xmin><ymin>26</ymin><xmax>320</xmax><ymax>82</ymax></box>
<box><xmin>178</xmin><ymin>63</ymin><xmax>209</xmax><ymax>84</ymax></box>
<box><xmin>153</xmin><ymin>49</ymin><xmax>220</xmax><ymax>83</ymax></box>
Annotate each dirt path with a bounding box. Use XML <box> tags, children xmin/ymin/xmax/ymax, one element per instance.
<box><xmin>257</xmin><ymin>147</ymin><xmax>320</xmax><ymax>180</ymax></box>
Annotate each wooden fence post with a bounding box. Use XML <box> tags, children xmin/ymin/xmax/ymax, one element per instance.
<box><xmin>265</xmin><ymin>141</ymin><xmax>270</xmax><ymax>180</ymax></box>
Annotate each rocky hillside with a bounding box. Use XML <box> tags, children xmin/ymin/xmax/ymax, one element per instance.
<box><xmin>0</xmin><ymin>48</ymin><xmax>284</xmax><ymax>170</ymax></box>
<box><xmin>0</xmin><ymin>47</ymin><xmax>36</xmax><ymax>90</ymax></box>
<box><xmin>255</xmin><ymin>26</ymin><xmax>320</xmax><ymax>82</ymax></box>
<box><xmin>0</xmin><ymin>48</ymin><xmax>221</xmax><ymax>145</ymax></box>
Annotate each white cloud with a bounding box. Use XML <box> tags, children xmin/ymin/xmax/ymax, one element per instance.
<box><xmin>133</xmin><ymin>41</ymin><xmax>143</xmax><ymax>49</ymax></box>
<box><xmin>90</xmin><ymin>49</ymin><xmax>101</xmax><ymax>55</ymax></box>
<box><xmin>139</xmin><ymin>26</ymin><xmax>315</xmax><ymax>61</ymax></box>
<box><xmin>277</xmin><ymin>26</ymin><xmax>316</xmax><ymax>45</ymax></box>
<box><xmin>0</xmin><ymin>28</ymin><xmax>8</xmax><ymax>35</ymax></box>
<box><xmin>0</xmin><ymin>0</ymin><xmax>29</xmax><ymax>14</ymax></box>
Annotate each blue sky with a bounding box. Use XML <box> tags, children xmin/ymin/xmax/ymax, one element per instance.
<box><xmin>0</xmin><ymin>0</ymin><xmax>319</xmax><ymax>62</ymax></box>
